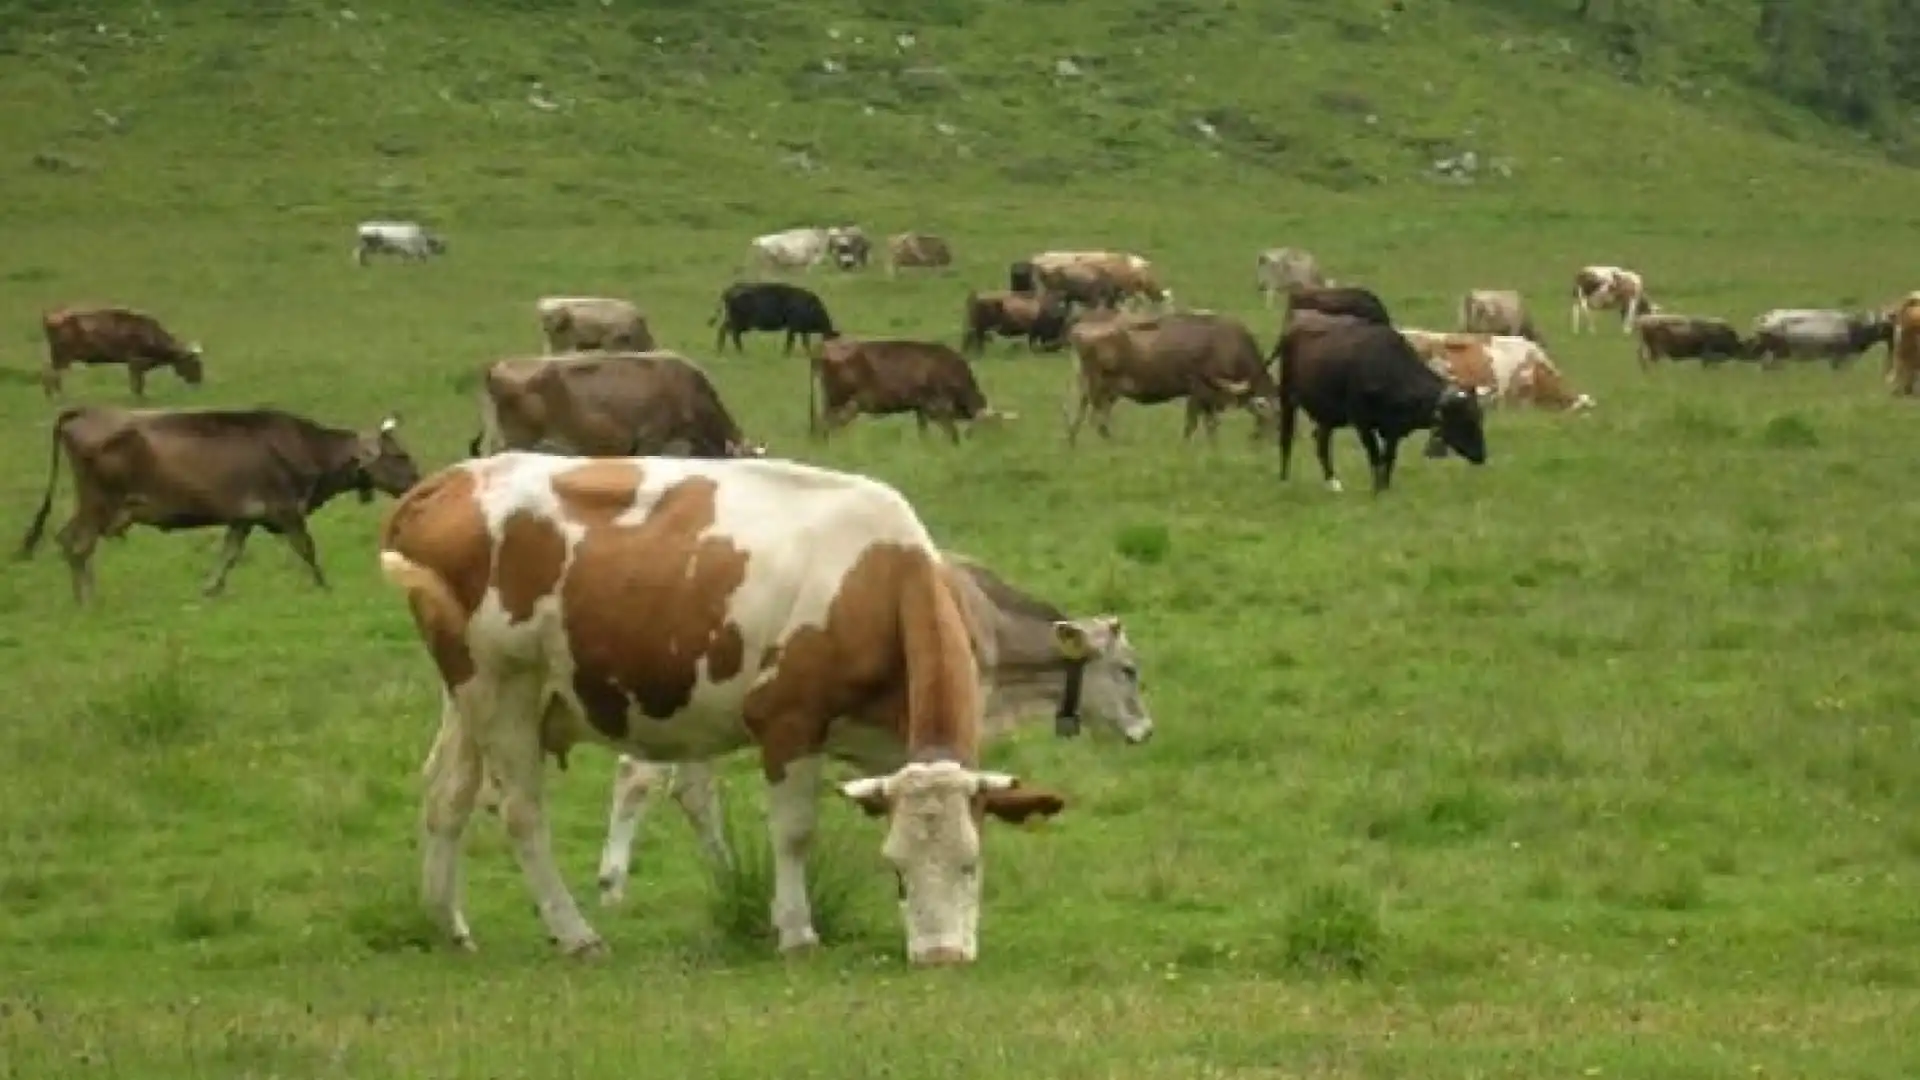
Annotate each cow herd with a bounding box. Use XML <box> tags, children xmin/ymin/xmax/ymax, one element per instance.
<box><xmin>15</xmin><ymin>216</ymin><xmax>1920</xmax><ymax>969</ymax></box>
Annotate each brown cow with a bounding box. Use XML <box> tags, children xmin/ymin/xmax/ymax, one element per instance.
<box><xmin>41</xmin><ymin>306</ymin><xmax>204</xmax><ymax>400</ymax></box>
<box><xmin>810</xmin><ymin>338</ymin><xmax>1015</xmax><ymax>443</ymax></box>
<box><xmin>17</xmin><ymin>407</ymin><xmax>418</xmax><ymax>604</ymax></box>
<box><xmin>885</xmin><ymin>232</ymin><xmax>953</xmax><ymax>277</ymax></box>
<box><xmin>1633</xmin><ymin>314</ymin><xmax>1747</xmax><ymax>370</ymax></box>
<box><xmin>1458</xmin><ymin>289</ymin><xmax>1540</xmax><ymax>341</ymax></box>
<box><xmin>536</xmin><ymin>297</ymin><xmax>656</xmax><ymax>354</ymax></box>
<box><xmin>961</xmin><ymin>290</ymin><xmax>1071</xmax><ymax>354</ymax></box>
<box><xmin>467</xmin><ymin>351</ymin><xmax>762</xmax><ymax>460</ymax></box>
<box><xmin>1065</xmin><ymin>312</ymin><xmax>1275</xmax><ymax>445</ymax></box>
<box><xmin>1887</xmin><ymin>293</ymin><xmax>1920</xmax><ymax>396</ymax></box>
<box><xmin>377</xmin><ymin>454</ymin><xmax>1073</xmax><ymax>963</ymax></box>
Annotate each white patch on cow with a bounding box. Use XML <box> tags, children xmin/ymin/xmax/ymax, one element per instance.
<box><xmin>379</xmin><ymin>415</ymin><xmax>399</xmax><ymax>434</ymax></box>
<box><xmin>1325</xmin><ymin>477</ymin><xmax>1344</xmax><ymax>493</ymax></box>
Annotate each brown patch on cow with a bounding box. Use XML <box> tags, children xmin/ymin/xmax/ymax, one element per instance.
<box><xmin>558</xmin><ymin>469</ymin><xmax>753</xmax><ymax>738</ymax></box>
<box><xmin>495</xmin><ymin>510</ymin><xmax>568</xmax><ymax>624</ymax></box>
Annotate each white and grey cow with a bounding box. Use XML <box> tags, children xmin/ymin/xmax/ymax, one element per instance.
<box><xmin>748</xmin><ymin>226</ymin><xmax>868</xmax><ymax>272</ymax></box>
<box><xmin>355</xmin><ymin>221</ymin><xmax>447</xmax><ymax>265</ymax></box>
<box><xmin>1748</xmin><ymin>308</ymin><xmax>1894</xmax><ymax>369</ymax></box>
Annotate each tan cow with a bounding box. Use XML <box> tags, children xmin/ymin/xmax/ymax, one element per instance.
<box><xmin>810</xmin><ymin>338</ymin><xmax>1014</xmax><ymax>443</ymax></box>
<box><xmin>468</xmin><ymin>351</ymin><xmax>762</xmax><ymax>459</ymax></box>
<box><xmin>1887</xmin><ymin>292</ymin><xmax>1920</xmax><ymax>396</ymax></box>
<box><xmin>379</xmin><ymin>454</ymin><xmax>1073</xmax><ymax>964</ymax></box>
<box><xmin>1458</xmin><ymin>289</ymin><xmax>1539</xmax><ymax>341</ymax></box>
<box><xmin>1402</xmin><ymin>331</ymin><xmax>1593</xmax><ymax>411</ymax></box>
<box><xmin>885</xmin><ymin>232</ymin><xmax>953</xmax><ymax>277</ymax></box>
<box><xmin>591</xmin><ymin>551</ymin><xmax>1154</xmax><ymax>903</ymax></box>
<box><xmin>1570</xmin><ymin>265</ymin><xmax>1656</xmax><ymax>333</ymax></box>
<box><xmin>1066</xmin><ymin>311</ymin><xmax>1274</xmax><ymax>445</ymax></box>
<box><xmin>536</xmin><ymin>297</ymin><xmax>655</xmax><ymax>354</ymax></box>
<box><xmin>1030</xmin><ymin>251</ymin><xmax>1171</xmax><ymax>310</ymax></box>
<box><xmin>41</xmin><ymin>306</ymin><xmax>205</xmax><ymax>399</ymax></box>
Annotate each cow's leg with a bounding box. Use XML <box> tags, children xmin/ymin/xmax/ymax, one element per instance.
<box><xmin>40</xmin><ymin>360</ymin><xmax>64</xmax><ymax>399</ymax></box>
<box><xmin>766</xmin><ymin>754</ymin><xmax>826</xmax><ymax>953</ymax></box>
<box><xmin>1312</xmin><ymin>424</ymin><xmax>1342</xmax><ymax>493</ymax></box>
<box><xmin>1278</xmin><ymin>403</ymin><xmax>1298</xmax><ymax>480</ymax></box>
<box><xmin>670</xmin><ymin>762</ymin><xmax>734</xmax><ymax>871</ymax></box>
<box><xmin>597</xmin><ymin>755</ymin><xmax>674</xmax><ymax>905</ymax></box>
<box><xmin>1064</xmin><ymin>378</ymin><xmax>1093</xmax><ymax>446</ymax></box>
<box><xmin>1093</xmin><ymin>398</ymin><xmax>1117</xmax><ymax>441</ymax></box>
<box><xmin>466</xmin><ymin>671</ymin><xmax>604</xmax><ymax>955</ymax></box>
<box><xmin>421</xmin><ymin>687</ymin><xmax>483</xmax><ymax>949</ymax></box>
<box><xmin>202</xmin><ymin>523</ymin><xmax>253</xmax><ymax>597</ymax></box>
<box><xmin>783</xmin><ymin>331</ymin><xmax>797</xmax><ymax>357</ymax></box>
<box><xmin>127</xmin><ymin>365</ymin><xmax>147</xmax><ymax>401</ymax></box>
<box><xmin>1375</xmin><ymin>435</ymin><xmax>1403</xmax><ymax>493</ymax></box>
<box><xmin>1181</xmin><ymin>400</ymin><xmax>1202</xmax><ymax>442</ymax></box>
<box><xmin>273</xmin><ymin>516</ymin><xmax>329</xmax><ymax>591</ymax></box>
<box><xmin>55</xmin><ymin>509</ymin><xmax>104</xmax><ymax>605</ymax></box>
<box><xmin>1355</xmin><ymin>428</ymin><xmax>1389</xmax><ymax>493</ymax></box>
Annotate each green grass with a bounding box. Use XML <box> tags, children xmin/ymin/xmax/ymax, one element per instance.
<box><xmin>3</xmin><ymin>0</ymin><xmax>1920</xmax><ymax>1077</ymax></box>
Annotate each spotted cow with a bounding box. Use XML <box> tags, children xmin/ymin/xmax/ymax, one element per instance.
<box><xmin>1570</xmin><ymin>265</ymin><xmax>1656</xmax><ymax>334</ymax></box>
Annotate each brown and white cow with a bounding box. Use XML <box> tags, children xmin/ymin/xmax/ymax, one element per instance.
<box><xmin>1458</xmin><ymin>289</ymin><xmax>1539</xmax><ymax>341</ymax></box>
<box><xmin>1030</xmin><ymin>251</ymin><xmax>1171</xmax><ymax>310</ymax></box>
<box><xmin>467</xmin><ymin>350</ymin><xmax>762</xmax><ymax>460</ymax></box>
<box><xmin>591</xmin><ymin>551</ymin><xmax>1154</xmax><ymax>904</ymax></box>
<box><xmin>1402</xmin><ymin>330</ymin><xmax>1593</xmax><ymax>411</ymax></box>
<box><xmin>379</xmin><ymin>453</ymin><xmax>1075</xmax><ymax>964</ymax></box>
<box><xmin>41</xmin><ymin>306</ymin><xmax>204</xmax><ymax>399</ymax></box>
<box><xmin>1887</xmin><ymin>292</ymin><xmax>1920</xmax><ymax>396</ymax></box>
<box><xmin>1066</xmin><ymin>311</ymin><xmax>1275</xmax><ymax>445</ymax></box>
<box><xmin>536</xmin><ymin>297</ymin><xmax>656</xmax><ymax>354</ymax></box>
<box><xmin>1570</xmin><ymin>265</ymin><xmax>1656</xmax><ymax>334</ymax></box>
<box><xmin>810</xmin><ymin>338</ymin><xmax>1014</xmax><ymax>443</ymax></box>
<box><xmin>18</xmin><ymin>407</ymin><xmax>418</xmax><ymax>604</ymax></box>
<box><xmin>885</xmin><ymin>232</ymin><xmax>953</xmax><ymax>277</ymax></box>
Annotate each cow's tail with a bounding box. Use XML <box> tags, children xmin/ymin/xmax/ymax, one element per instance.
<box><xmin>896</xmin><ymin>545</ymin><xmax>985</xmax><ymax>762</ymax></box>
<box><xmin>380</xmin><ymin>548</ymin><xmax>475</xmax><ymax>684</ymax></box>
<box><xmin>17</xmin><ymin>408</ymin><xmax>77</xmax><ymax>559</ymax></box>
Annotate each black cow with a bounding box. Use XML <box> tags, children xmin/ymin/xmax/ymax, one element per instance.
<box><xmin>1273</xmin><ymin>313</ymin><xmax>1487</xmax><ymax>494</ymax></box>
<box><xmin>708</xmin><ymin>282</ymin><xmax>839</xmax><ymax>356</ymax></box>
<box><xmin>1009</xmin><ymin>261</ymin><xmax>1036</xmax><ymax>294</ymax></box>
<box><xmin>1286</xmin><ymin>284</ymin><xmax>1394</xmax><ymax>327</ymax></box>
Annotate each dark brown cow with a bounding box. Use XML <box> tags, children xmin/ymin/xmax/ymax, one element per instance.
<box><xmin>810</xmin><ymin>338</ymin><xmax>1015</xmax><ymax>443</ymax></box>
<box><xmin>467</xmin><ymin>351</ymin><xmax>762</xmax><ymax>460</ymax></box>
<box><xmin>41</xmin><ymin>306</ymin><xmax>204</xmax><ymax>399</ymax></box>
<box><xmin>1065</xmin><ymin>311</ymin><xmax>1276</xmax><ymax>445</ymax></box>
<box><xmin>1633</xmin><ymin>314</ymin><xmax>1748</xmax><ymax>370</ymax></box>
<box><xmin>961</xmin><ymin>291</ymin><xmax>1071</xmax><ymax>354</ymax></box>
<box><xmin>1285</xmin><ymin>284</ymin><xmax>1393</xmax><ymax>327</ymax></box>
<box><xmin>17</xmin><ymin>407</ymin><xmax>419</xmax><ymax>604</ymax></box>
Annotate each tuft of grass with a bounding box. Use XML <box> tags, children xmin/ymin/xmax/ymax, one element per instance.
<box><xmin>1281</xmin><ymin>879</ymin><xmax>1386</xmax><ymax>978</ymax></box>
<box><xmin>1113</xmin><ymin>522</ymin><xmax>1172</xmax><ymax>566</ymax></box>
<box><xmin>1759</xmin><ymin>412</ymin><xmax>1821</xmax><ymax>449</ymax></box>
<box><xmin>702</xmin><ymin>793</ymin><xmax>872</xmax><ymax>955</ymax></box>
<box><xmin>79</xmin><ymin>643</ymin><xmax>206</xmax><ymax>749</ymax></box>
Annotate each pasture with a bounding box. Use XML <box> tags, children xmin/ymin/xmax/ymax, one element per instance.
<box><xmin>5</xmin><ymin>2</ymin><xmax>1920</xmax><ymax>1077</ymax></box>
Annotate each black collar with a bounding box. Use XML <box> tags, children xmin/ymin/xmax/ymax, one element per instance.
<box><xmin>1055</xmin><ymin>659</ymin><xmax>1089</xmax><ymax>737</ymax></box>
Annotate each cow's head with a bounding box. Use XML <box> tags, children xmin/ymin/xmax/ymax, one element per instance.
<box><xmin>427</xmin><ymin>234</ymin><xmax>448</xmax><ymax>255</ymax></box>
<box><xmin>840</xmin><ymin>762</ymin><xmax>1067</xmax><ymax>966</ymax></box>
<box><xmin>174</xmin><ymin>343</ymin><xmax>206</xmax><ymax>386</ymax></box>
<box><xmin>1050</xmin><ymin>616</ymin><xmax>1153</xmax><ymax>744</ymax></box>
<box><xmin>1422</xmin><ymin>384</ymin><xmax>1487</xmax><ymax>463</ymax></box>
<box><xmin>355</xmin><ymin>414</ymin><xmax>422</xmax><ymax>500</ymax></box>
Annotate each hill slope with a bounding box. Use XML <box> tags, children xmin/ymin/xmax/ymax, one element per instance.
<box><xmin>1</xmin><ymin>0</ymin><xmax>1912</xmax><ymax>228</ymax></box>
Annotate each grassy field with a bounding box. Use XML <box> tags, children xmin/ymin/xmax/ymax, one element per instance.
<box><xmin>4</xmin><ymin>0</ymin><xmax>1920</xmax><ymax>1077</ymax></box>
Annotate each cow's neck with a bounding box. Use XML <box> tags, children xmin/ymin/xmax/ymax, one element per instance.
<box><xmin>978</xmin><ymin>602</ymin><xmax>1080</xmax><ymax>739</ymax></box>
<box><xmin>300</xmin><ymin>428</ymin><xmax>366</xmax><ymax>511</ymax></box>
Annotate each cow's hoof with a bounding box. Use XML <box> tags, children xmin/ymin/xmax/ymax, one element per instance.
<box><xmin>563</xmin><ymin>936</ymin><xmax>609</xmax><ymax>961</ymax></box>
<box><xmin>450</xmin><ymin>934</ymin><xmax>478</xmax><ymax>953</ymax></box>
<box><xmin>777</xmin><ymin>930</ymin><xmax>822</xmax><ymax>957</ymax></box>
<box><xmin>1324</xmin><ymin>478</ymin><xmax>1344</xmax><ymax>494</ymax></box>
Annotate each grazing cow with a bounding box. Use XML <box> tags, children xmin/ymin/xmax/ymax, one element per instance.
<box><xmin>1402</xmin><ymin>330</ymin><xmax>1594</xmax><ymax>411</ymax></box>
<box><xmin>1747</xmin><ymin>308</ymin><xmax>1893</xmax><ymax>369</ymax></box>
<box><xmin>379</xmin><ymin>453</ymin><xmax>1074</xmax><ymax>964</ymax></box>
<box><xmin>467</xmin><ymin>351</ymin><xmax>763</xmax><ymax>460</ymax></box>
<box><xmin>355</xmin><ymin>221</ymin><xmax>447</xmax><ymax>265</ymax></box>
<box><xmin>810</xmin><ymin>338</ymin><xmax>1013</xmax><ymax>443</ymax></box>
<box><xmin>1570</xmin><ymin>265</ymin><xmax>1655</xmax><ymax>333</ymax></box>
<box><xmin>40</xmin><ymin>306</ymin><xmax>205</xmax><ymax>400</ymax></box>
<box><xmin>747</xmin><ymin>227</ymin><xmax>833</xmax><ymax>272</ymax></box>
<box><xmin>1887</xmin><ymin>293</ymin><xmax>1920</xmax><ymax>396</ymax></box>
<box><xmin>885</xmin><ymin>232</ymin><xmax>953</xmax><ymax>277</ymax></box>
<box><xmin>1633</xmin><ymin>314</ymin><xmax>1748</xmax><ymax>369</ymax></box>
<box><xmin>1275</xmin><ymin>313</ymin><xmax>1487</xmax><ymax>493</ymax></box>
<box><xmin>826</xmin><ymin>226</ymin><xmax>871</xmax><ymax>270</ymax></box>
<box><xmin>1065</xmin><ymin>312</ymin><xmax>1275</xmax><ymax>445</ymax></box>
<box><xmin>1285</xmin><ymin>284</ymin><xmax>1393</xmax><ymax>327</ymax></box>
<box><xmin>1255</xmin><ymin>247</ymin><xmax>1325</xmax><ymax>308</ymax></box>
<box><xmin>592</xmin><ymin>552</ymin><xmax>1154</xmax><ymax>902</ymax></box>
<box><xmin>1458</xmin><ymin>289</ymin><xmax>1540</xmax><ymax>342</ymax></box>
<box><xmin>18</xmin><ymin>408</ymin><xmax>418</xmax><ymax>604</ymax></box>
<box><xmin>709</xmin><ymin>282</ymin><xmax>838</xmax><ymax>355</ymax></box>
<box><xmin>961</xmin><ymin>290</ymin><xmax>1071</xmax><ymax>354</ymax></box>
<box><xmin>536</xmin><ymin>297</ymin><xmax>656</xmax><ymax>355</ymax></box>
<box><xmin>1009</xmin><ymin>261</ymin><xmax>1037</xmax><ymax>294</ymax></box>
<box><xmin>1030</xmin><ymin>251</ymin><xmax>1172</xmax><ymax>310</ymax></box>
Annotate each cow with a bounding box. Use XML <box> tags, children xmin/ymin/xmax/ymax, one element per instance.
<box><xmin>1632</xmin><ymin>314</ymin><xmax>1748</xmax><ymax>369</ymax></box>
<box><xmin>885</xmin><ymin>232</ymin><xmax>953</xmax><ymax>277</ymax></box>
<box><xmin>1887</xmin><ymin>293</ymin><xmax>1920</xmax><ymax>396</ymax></box>
<box><xmin>1030</xmin><ymin>251</ymin><xmax>1172</xmax><ymax>310</ymax></box>
<box><xmin>1571</xmin><ymin>265</ymin><xmax>1655</xmax><ymax>333</ymax></box>
<box><xmin>1065</xmin><ymin>312</ymin><xmax>1275</xmax><ymax>446</ymax></box>
<box><xmin>1255</xmin><ymin>248</ymin><xmax>1325</xmax><ymax>308</ymax></box>
<box><xmin>377</xmin><ymin>453</ymin><xmax>1078</xmax><ymax>964</ymax></box>
<box><xmin>40</xmin><ymin>306</ymin><xmax>205</xmax><ymax>400</ymax></box>
<box><xmin>466</xmin><ymin>351</ymin><xmax>763</xmax><ymax>460</ymax></box>
<box><xmin>587</xmin><ymin>551</ymin><xmax>1154</xmax><ymax>903</ymax></box>
<box><xmin>1284</xmin><ymin>284</ymin><xmax>1393</xmax><ymax>327</ymax></box>
<box><xmin>1747</xmin><ymin>308</ymin><xmax>1893</xmax><ymax>370</ymax></box>
<box><xmin>709</xmin><ymin>282</ymin><xmax>838</xmax><ymax>355</ymax></box>
<box><xmin>17</xmin><ymin>407</ymin><xmax>418</xmax><ymax>604</ymax></box>
<box><xmin>355</xmin><ymin>221</ymin><xmax>447</xmax><ymax>265</ymax></box>
<box><xmin>1009</xmin><ymin>261</ymin><xmax>1037</xmax><ymax>294</ymax></box>
<box><xmin>747</xmin><ymin>228</ymin><xmax>835</xmax><ymax>272</ymax></box>
<box><xmin>1458</xmin><ymin>289</ymin><xmax>1540</xmax><ymax>342</ymax></box>
<box><xmin>826</xmin><ymin>225</ymin><xmax>871</xmax><ymax>270</ymax></box>
<box><xmin>536</xmin><ymin>297</ymin><xmax>656</xmax><ymax>355</ymax></box>
<box><xmin>810</xmin><ymin>338</ymin><xmax>1014</xmax><ymax>443</ymax></box>
<box><xmin>1274</xmin><ymin>312</ymin><xmax>1488</xmax><ymax>494</ymax></box>
<box><xmin>1402</xmin><ymin>330</ymin><xmax>1593</xmax><ymax>411</ymax></box>
<box><xmin>961</xmin><ymin>290</ymin><xmax>1071</xmax><ymax>354</ymax></box>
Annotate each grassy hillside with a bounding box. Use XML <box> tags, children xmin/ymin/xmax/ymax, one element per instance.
<box><xmin>3</xmin><ymin>1</ymin><xmax>1920</xmax><ymax>1079</ymax></box>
